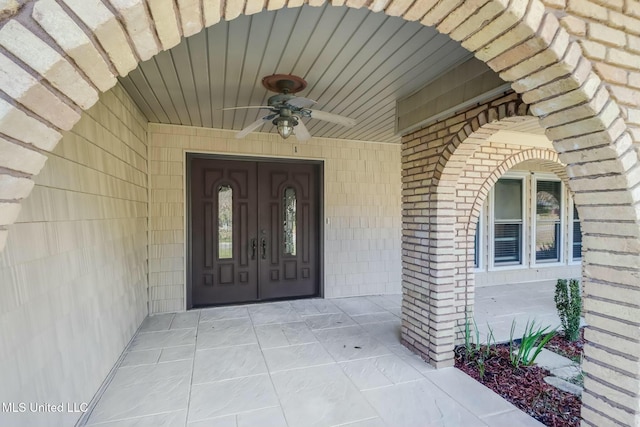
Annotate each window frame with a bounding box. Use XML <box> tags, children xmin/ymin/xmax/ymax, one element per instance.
<box><xmin>531</xmin><ymin>174</ymin><xmax>564</xmax><ymax>267</ymax></box>
<box><xmin>569</xmin><ymin>198</ymin><xmax>582</xmax><ymax>264</ymax></box>
<box><xmin>473</xmin><ymin>207</ymin><xmax>483</xmax><ymax>271</ymax></box>
<box><xmin>489</xmin><ymin>172</ymin><xmax>527</xmax><ymax>271</ymax></box>
<box><xmin>217</xmin><ymin>183</ymin><xmax>234</xmax><ymax>260</ymax></box>
<box><xmin>283</xmin><ymin>186</ymin><xmax>297</xmax><ymax>256</ymax></box>
<box><xmin>476</xmin><ymin>170</ymin><xmax>582</xmax><ymax>274</ymax></box>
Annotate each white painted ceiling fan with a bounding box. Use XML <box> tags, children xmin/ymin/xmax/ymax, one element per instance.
<box><xmin>224</xmin><ymin>74</ymin><xmax>356</xmax><ymax>141</ymax></box>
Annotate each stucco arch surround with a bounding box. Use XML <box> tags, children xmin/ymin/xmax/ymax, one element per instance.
<box><xmin>0</xmin><ymin>0</ymin><xmax>639</xmax><ymax>426</ymax></box>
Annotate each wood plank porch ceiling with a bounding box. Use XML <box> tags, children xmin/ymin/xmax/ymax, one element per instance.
<box><xmin>119</xmin><ymin>4</ymin><xmax>472</xmax><ymax>143</ymax></box>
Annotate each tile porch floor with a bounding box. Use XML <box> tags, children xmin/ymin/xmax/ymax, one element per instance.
<box><xmin>82</xmin><ymin>282</ymin><xmax>560</xmax><ymax>427</ymax></box>
<box><xmin>475</xmin><ymin>280</ymin><xmax>561</xmax><ymax>343</ymax></box>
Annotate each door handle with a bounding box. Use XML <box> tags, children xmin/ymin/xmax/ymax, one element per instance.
<box><xmin>261</xmin><ymin>238</ymin><xmax>267</xmax><ymax>259</ymax></box>
<box><xmin>250</xmin><ymin>238</ymin><xmax>257</xmax><ymax>260</ymax></box>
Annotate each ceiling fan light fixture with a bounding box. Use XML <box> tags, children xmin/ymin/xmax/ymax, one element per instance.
<box><xmin>274</xmin><ymin>116</ymin><xmax>298</xmax><ymax>140</ymax></box>
<box><xmin>231</xmin><ymin>74</ymin><xmax>356</xmax><ymax>140</ymax></box>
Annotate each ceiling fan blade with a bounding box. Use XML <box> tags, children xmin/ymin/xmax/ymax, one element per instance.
<box><xmin>308</xmin><ymin>109</ymin><xmax>356</xmax><ymax>127</ymax></box>
<box><xmin>235</xmin><ymin>116</ymin><xmax>270</xmax><ymax>139</ymax></box>
<box><xmin>295</xmin><ymin>119</ymin><xmax>311</xmax><ymax>141</ymax></box>
<box><xmin>222</xmin><ymin>106</ymin><xmax>270</xmax><ymax>111</ymax></box>
<box><xmin>286</xmin><ymin>97</ymin><xmax>316</xmax><ymax>109</ymax></box>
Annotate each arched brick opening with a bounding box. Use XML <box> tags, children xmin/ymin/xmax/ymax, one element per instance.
<box><xmin>432</xmin><ymin>98</ymin><xmax>531</xmax><ymax>187</ymax></box>
<box><xmin>401</xmin><ymin>94</ymin><xmax>533</xmax><ymax>362</ymax></box>
<box><xmin>452</xmin><ymin>146</ymin><xmax>569</xmax><ymax>341</ymax></box>
<box><xmin>0</xmin><ymin>1</ymin><xmax>638</xmax><ymax>425</ymax></box>
<box><xmin>404</xmin><ymin>101</ymin><xmax>573</xmax><ymax>351</ymax></box>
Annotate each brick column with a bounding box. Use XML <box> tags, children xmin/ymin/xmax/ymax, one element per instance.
<box><xmin>401</xmin><ymin>93</ymin><xmax>529</xmax><ymax>367</ymax></box>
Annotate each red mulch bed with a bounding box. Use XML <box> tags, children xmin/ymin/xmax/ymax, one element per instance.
<box><xmin>544</xmin><ymin>329</ymin><xmax>585</xmax><ymax>362</ymax></box>
<box><xmin>454</xmin><ymin>341</ymin><xmax>583</xmax><ymax>427</ymax></box>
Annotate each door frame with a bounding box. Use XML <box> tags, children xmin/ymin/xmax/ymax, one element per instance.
<box><xmin>185</xmin><ymin>152</ymin><xmax>325</xmax><ymax>309</ymax></box>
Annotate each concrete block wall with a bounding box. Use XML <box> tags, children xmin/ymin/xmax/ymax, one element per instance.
<box><xmin>0</xmin><ymin>84</ymin><xmax>148</xmax><ymax>427</ymax></box>
<box><xmin>147</xmin><ymin>124</ymin><xmax>401</xmax><ymax>314</ymax></box>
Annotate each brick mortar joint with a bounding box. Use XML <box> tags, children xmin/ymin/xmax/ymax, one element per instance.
<box><xmin>139</xmin><ymin>0</ymin><xmax>164</xmax><ymax>52</ymax></box>
<box><xmin>51</xmin><ymin>0</ymin><xmax>121</xmax><ymax>79</ymax></box>
<box><xmin>0</xmin><ymin>41</ymin><xmax>87</xmax><ymax>120</ymax></box>
<box><xmin>6</xmin><ymin>1</ymin><xmax>110</xmax><ymax>97</ymax></box>
<box><xmin>580</xmin><ymin>402</ymin><xmax>628</xmax><ymax>427</ymax></box>
<box><xmin>0</xmin><ymin>0</ymin><xmax>30</xmax><ymax>27</ymax></box>
<box><xmin>0</xmin><ymin>125</ymin><xmax>53</xmax><ymax>155</ymax></box>
<box><xmin>0</xmin><ymin>165</ymin><xmax>32</xmax><ymax>179</ymax></box>
<box><xmin>97</xmin><ymin>0</ymin><xmax>143</xmax><ymax>64</ymax></box>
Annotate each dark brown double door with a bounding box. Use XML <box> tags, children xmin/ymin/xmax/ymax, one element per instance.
<box><xmin>190</xmin><ymin>157</ymin><xmax>320</xmax><ymax>306</ymax></box>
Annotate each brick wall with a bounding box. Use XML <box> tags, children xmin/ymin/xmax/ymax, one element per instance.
<box><xmin>401</xmin><ymin>92</ymin><xmax>534</xmax><ymax>366</ymax></box>
<box><xmin>147</xmin><ymin>124</ymin><xmax>401</xmax><ymax>313</ymax></box>
<box><xmin>542</xmin><ymin>0</ymin><xmax>640</xmax><ymax>144</ymax></box>
<box><xmin>451</xmin><ymin>143</ymin><xmax>576</xmax><ymax>337</ymax></box>
<box><xmin>537</xmin><ymin>3</ymin><xmax>640</xmax><ymax>424</ymax></box>
<box><xmin>395</xmin><ymin>4</ymin><xmax>640</xmax><ymax>421</ymax></box>
<box><xmin>0</xmin><ymin>84</ymin><xmax>148</xmax><ymax>427</ymax></box>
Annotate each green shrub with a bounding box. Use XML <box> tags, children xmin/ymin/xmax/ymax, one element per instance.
<box><xmin>555</xmin><ymin>278</ymin><xmax>582</xmax><ymax>342</ymax></box>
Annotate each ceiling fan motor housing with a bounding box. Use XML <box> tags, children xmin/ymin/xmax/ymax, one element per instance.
<box><xmin>262</xmin><ymin>74</ymin><xmax>307</xmax><ymax>94</ymax></box>
<box><xmin>268</xmin><ymin>93</ymin><xmax>296</xmax><ymax>108</ymax></box>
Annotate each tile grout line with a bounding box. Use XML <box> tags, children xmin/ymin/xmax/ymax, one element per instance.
<box><xmin>187</xmin><ymin>405</ymin><xmax>282</xmax><ymax>427</ymax></box>
<box><xmin>183</xmin><ymin>308</ymin><xmax>201</xmax><ymax>427</ymax></box>
<box><xmin>191</xmin><ymin>372</ymin><xmax>271</xmax><ymax>387</ymax></box>
<box><xmin>292</xmin><ymin>300</ymin><xmax>394</xmax><ymax>426</ymax></box>
<box><xmin>119</xmin><ymin>299</ymin><xmax>399</xmax><ymax>426</ymax></box>
<box><xmin>84</xmin><ymin>409</ymin><xmax>187</xmax><ymax>427</ymax></box>
<box><xmin>420</xmin><ymin>370</ymin><xmax>512</xmax><ymax>424</ymax></box>
<box><xmin>252</xmin><ymin>303</ymin><xmax>294</xmax><ymax>427</ymax></box>
<box><xmin>79</xmin><ymin>323</ymin><xmax>196</xmax><ymax>425</ymax></box>
<box><xmin>357</xmin><ymin>377</ymin><xmax>425</xmax><ymax>393</ymax></box>
<box><xmin>166</xmin><ymin>312</ymin><xmax>178</xmax><ymax>330</ymax></box>
<box><xmin>329</xmin><ymin>416</ymin><xmax>382</xmax><ymax>427</ymax></box>
<box><xmin>208</xmin><ymin>299</ymin><xmax>398</xmax><ymax>426</ymax></box>
<box><xmin>75</xmin><ymin>314</ymin><xmax>156</xmax><ymax>427</ymax></box>
<box><xmin>305</xmin><ymin>304</ymin><xmax>398</xmax><ymax>426</ymax></box>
